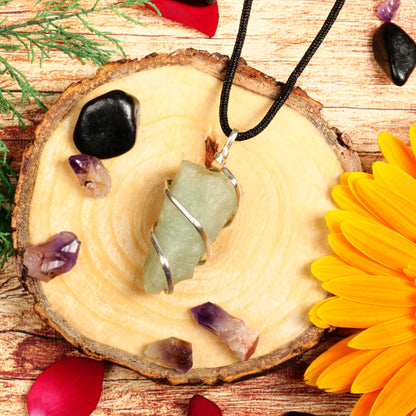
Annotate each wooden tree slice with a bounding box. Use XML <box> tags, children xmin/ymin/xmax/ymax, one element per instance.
<box><xmin>13</xmin><ymin>49</ymin><xmax>361</xmax><ymax>385</ymax></box>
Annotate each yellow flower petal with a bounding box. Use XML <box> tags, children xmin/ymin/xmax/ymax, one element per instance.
<box><xmin>326</xmin><ymin>209</ymin><xmax>379</xmax><ymax>234</ymax></box>
<box><xmin>378</xmin><ymin>132</ymin><xmax>416</xmax><ymax>179</ymax></box>
<box><xmin>351</xmin><ymin>391</ymin><xmax>381</xmax><ymax>416</ymax></box>
<box><xmin>322</xmin><ymin>276</ymin><xmax>416</xmax><ymax>307</ymax></box>
<box><xmin>410</xmin><ymin>123</ymin><xmax>416</xmax><ymax>161</ymax></box>
<box><xmin>328</xmin><ymin>233</ymin><xmax>406</xmax><ymax>277</ymax></box>
<box><xmin>348</xmin><ymin>316</ymin><xmax>416</xmax><ymax>349</ymax></box>
<box><xmin>355</xmin><ymin>178</ymin><xmax>416</xmax><ymax>241</ymax></box>
<box><xmin>341</xmin><ymin>220</ymin><xmax>416</xmax><ymax>272</ymax></box>
<box><xmin>309</xmin><ymin>298</ymin><xmax>333</xmax><ymax>328</ymax></box>
<box><xmin>332</xmin><ymin>185</ymin><xmax>374</xmax><ymax>219</ymax></box>
<box><xmin>316</xmin><ymin>348</ymin><xmax>385</xmax><ymax>393</ymax></box>
<box><xmin>370</xmin><ymin>357</ymin><xmax>416</xmax><ymax>416</ymax></box>
<box><xmin>373</xmin><ymin>161</ymin><xmax>416</xmax><ymax>203</ymax></box>
<box><xmin>304</xmin><ymin>334</ymin><xmax>356</xmax><ymax>386</ymax></box>
<box><xmin>340</xmin><ymin>171</ymin><xmax>373</xmax><ymax>186</ymax></box>
<box><xmin>352</xmin><ymin>339</ymin><xmax>416</xmax><ymax>393</ymax></box>
<box><xmin>347</xmin><ymin>172</ymin><xmax>377</xmax><ymax>209</ymax></box>
<box><xmin>311</xmin><ymin>255</ymin><xmax>366</xmax><ymax>282</ymax></box>
<box><xmin>309</xmin><ymin>127</ymin><xmax>416</xmax><ymax>415</ymax></box>
<box><xmin>317</xmin><ymin>297</ymin><xmax>416</xmax><ymax>328</ymax></box>
<box><xmin>404</xmin><ymin>265</ymin><xmax>416</xmax><ymax>279</ymax></box>
<box><xmin>345</xmin><ymin>172</ymin><xmax>386</xmax><ymax>225</ymax></box>
<box><xmin>340</xmin><ymin>171</ymin><xmax>354</xmax><ymax>186</ymax></box>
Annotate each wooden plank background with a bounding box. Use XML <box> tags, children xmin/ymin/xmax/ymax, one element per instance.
<box><xmin>1</xmin><ymin>0</ymin><xmax>416</xmax><ymax>414</ymax></box>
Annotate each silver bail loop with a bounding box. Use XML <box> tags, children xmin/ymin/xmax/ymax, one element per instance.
<box><xmin>214</xmin><ymin>129</ymin><xmax>238</xmax><ymax>166</ymax></box>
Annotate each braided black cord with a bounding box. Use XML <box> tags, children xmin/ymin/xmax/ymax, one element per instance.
<box><xmin>219</xmin><ymin>0</ymin><xmax>346</xmax><ymax>141</ymax></box>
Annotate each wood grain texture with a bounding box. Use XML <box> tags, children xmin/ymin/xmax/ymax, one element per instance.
<box><xmin>0</xmin><ymin>253</ymin><xmax>357</xmax><ymax>414</ymax></box>
<box><xmin>2</xmin><ymin>0</ymin><xmax>415</xmax><ymax>414</ymax></box>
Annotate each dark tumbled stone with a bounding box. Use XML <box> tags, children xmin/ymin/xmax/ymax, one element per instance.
<box><xmin>372</xmin><ymin>22</ymin><xmax>416</xmax><ymax>86</ymax></box>
<box><xmin>74</xmin><ymin>90</ymin><xmax>140</xmax><ymax>159</ymax></box>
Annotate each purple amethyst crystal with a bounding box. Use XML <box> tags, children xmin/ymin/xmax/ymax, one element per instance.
<box><xmin>377</xmin><ymin>0</ymin><xmax>401</xmax><ymax>22</ymax></box>
<box><xmin>23</xmin><ymin>232</ymin><xmax>81</xmax><ymax>282</ymax></box>
<box><xmin>144</xmin><ymin>337</ymin><xmax>193</xmax><ymax>373</ymax></box>
<box><xmin>191</xmin><ymin>302</ymin><xmax>259</xmax><ymax>361</ymax></box>
<box><xmin>69</xmin><ymin>154</ymin><xmax>111</xmax><ymax>197</ymax></box>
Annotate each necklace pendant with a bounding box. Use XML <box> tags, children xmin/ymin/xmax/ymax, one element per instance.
<box><xmin>143</xmin><ymin>130</ymin><xmax>240</xmax><ymax>294</ymax></box>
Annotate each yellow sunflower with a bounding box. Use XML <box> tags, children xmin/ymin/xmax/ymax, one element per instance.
<box><xmin>305</xmin><ymin>124</ymin><xmax>416</xmax><ymax>416</ymax></box>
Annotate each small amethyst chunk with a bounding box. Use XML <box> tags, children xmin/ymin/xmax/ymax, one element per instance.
<box><xmin>377</xmin><ymin>0</ymin><xmax>401</xmax><ymax>22</ymax></box>
<box><xmin>144</xmin><ymin>337</ymin><xmax>193</xmax><ymax>373</ymax></box>
<box><xmin>73</xmin><ymin>90</ymin><xmax>140</xmax><ymax>159</ymax></box>
<box><xmin>191</xmin><ymin>302</ymin><xmax>259</xmax><ymax>361</ymax></box>
<box><xmin>23</xmin><ymin>232</ymin><xmax>81</xmax><ymax>282</ymax></box>
<box><xmin>69</xmin><ymin>154</ymin><xmax>111</xmax><ymax>197</ymax></box>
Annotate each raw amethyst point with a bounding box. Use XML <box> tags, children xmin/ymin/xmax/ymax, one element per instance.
<box><xmin>68</xmin><ymin>154</ymin><xmax>88</xmax><ymax>175</ymax></box>
<box><xmin>191</xmin><ymin>302</ymin><xmax>259</xmax><ymax>361</ymax></box>
<box><xmin>377</xmin><ymin>0</ymin><xmax>401</xmax><ymax>22</ymax></box>
<box><xmin>372</xmin><ymin>22</ymin><xmax>416</xmax><ymax>86</ymax></box>
<box><xmin>23</xmin><ymin>232</ymin><xmax>81</xmax><ymax>282</ymax></box>
<box><xmin>191</xmin><ymin>302</ymin><xmax>227</xmax><ymax>334</ymax></box>
<box><xmin>68</xmin><ymin>154</ymin><xmax>111</xmax><ymax>198</ymax></box>
<box><xmin>144</xmin><ymin>337</ymin><xmax>193</xmax><ymax>373</ymax></box>
<box><xmin>73</xmin><ymin>90</ymin><xmax>140</xmax><ymax>159</ymax></box>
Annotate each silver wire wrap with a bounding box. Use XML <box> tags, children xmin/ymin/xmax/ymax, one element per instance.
<box><xmin>150</xmin><ymin>129</ymin><xmax>241</xmax><ymax>294</ymax></box>
<box><xmin>150</xmin><ymin>230</ymin><xmax>174</xmax><ymax>294</ymax></box>
<box><xmin>165</xmin><ymin>187</ymin><xmax>211</xmax><ymax>265</ymax></box>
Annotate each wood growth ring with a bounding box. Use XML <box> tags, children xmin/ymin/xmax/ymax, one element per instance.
<box><xmin>13</xmin><ymin>49</ymin><xmax>361</xmax><ymax>385</ymax></box>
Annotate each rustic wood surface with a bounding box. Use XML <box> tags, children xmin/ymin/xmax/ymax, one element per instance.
<box><xmin>2</xmin><ymin>0</ymin><xmax>416</xmax><ymax>414</ymax></box>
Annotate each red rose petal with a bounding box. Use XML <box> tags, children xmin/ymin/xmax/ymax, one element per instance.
<box><xmin>146</xmin><ymin>0</ymin><xmax>219</xmax><ymax>37</ymax></box>
<box><xmin>27</xmin><ymin>357</ymin><xmax>105</xmax><ymax>416</ymax></box>
<box><xmin>188</xmin><ymin>395</ymin><xmax>223</xmax><ymax>416</ymax></box>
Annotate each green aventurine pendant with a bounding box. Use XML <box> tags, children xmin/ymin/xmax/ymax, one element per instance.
<box><xmin>143</xmin><ymin>131</ymin><xmax>240</xmax><ymax>294</ymax></box>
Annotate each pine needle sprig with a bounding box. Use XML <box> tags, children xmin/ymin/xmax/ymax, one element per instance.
<box><xmin>0</xmin><ymin>0</ymin><xmax>159</xmax><ymax>267</ymax></box>
<box><xmin>0</xmin><ymin>140</ymin><xmax>17</xmax><ymax>268</ymax></box>
<box><xmin>0</xmin><ymin>0</ymin><xmax>158</xmax><ymax>127</ymax></box>
<box><xmin>0</xmin><ymin>0</ymin><xmax>157</xmax><ymax>66</ymax></box>
<box><xmin>0</xmin><ymin>55</ymin><xmax>50</xmax><ymax>128</ymax></box>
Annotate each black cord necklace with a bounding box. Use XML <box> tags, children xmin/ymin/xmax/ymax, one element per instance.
<box><xmin>147</xmin><ymin>0</ymin><xmax>347</xmax><ymax>295</ymax></box>
<box><xmin>219</xmin><ymin>0</ymin><xmax>346</xmax><ymax>142</ymax></box>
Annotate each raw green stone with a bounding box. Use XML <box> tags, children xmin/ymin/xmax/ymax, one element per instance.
<box><xmin>143</xmin><ymin>160</ymin><xmax>238</xmax><ymax>294</ymax></box>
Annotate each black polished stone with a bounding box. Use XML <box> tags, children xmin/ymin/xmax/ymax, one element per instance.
<box><xmin>74</xmin><ymin>90</ymin><xmax>140</xmax><ymax>159</ymax></box>
<box><xmin>372</xmin><ymin>22</ymin><xmax>416</xmax><ymax>86</ymax></box>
